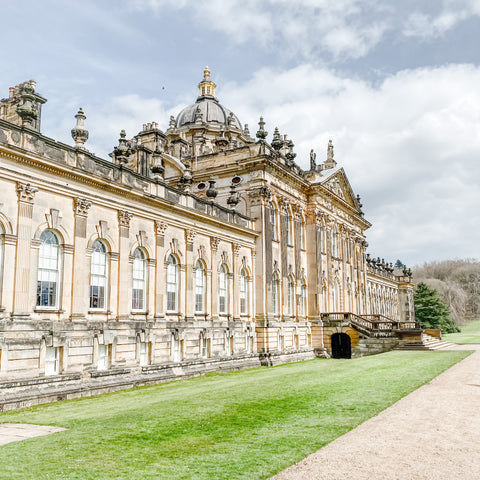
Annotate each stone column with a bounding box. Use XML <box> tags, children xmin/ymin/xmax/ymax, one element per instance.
<box><xmin>210</xmin><ymin>237</ymin><xmax>220</xmax><ymax>321</ymax></box>
<box><xmin>117</xmin><ymin>210</ymin><xmax>133</xmax><ymax>320</ymax></box>
<box><xmin>70</xmin><ymin>198</ymin><xmax>91</xmax><ymax>320</ymax></box>
<box><xmin>154</xmin><ymin>220</ymin><xmax>168</xmax><ymax>318</ymax></box>
<box><xmin>184</xmin><ymin>229</ymin><xmax>196</xmax><ymax>320</ymax></box>
<box><xmin>12</xmin><ymin>183</ymin><xmax>37</xmax><ymax>318</ymax></box>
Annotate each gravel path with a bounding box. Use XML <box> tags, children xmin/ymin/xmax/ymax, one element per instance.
<box><xmin>270</xmin><ymin>345</ymin><xmax>480</xmax><ymax>480</ymax></box>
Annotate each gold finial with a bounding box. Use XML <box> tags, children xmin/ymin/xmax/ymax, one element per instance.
<box><xmin>198</xmin><ymin>66</ymin><xmax>216</xmax><ymax>98</ymax></box>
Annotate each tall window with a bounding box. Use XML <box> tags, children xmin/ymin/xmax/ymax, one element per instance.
<box><xmin>286</xmin><ymin>210</ymin><xmax>293</xmax><ymax>245</ymax></box>
<box><xmin>287</xmin><ymin>277</ymin><xmax>295</xmax><ymax>316</ymax></box>
<box><xmin>300</xmin><ymin>280</ymin><xmax>307</xmax><ymax>317</ymax></box>
<box><xmin>195</xmin><ymin>260</ymin><xmax>206</xmax><ymax>313</ymax></box>
<box><xmin>90</xmin><ymin>240</ymin><xmax>107</xmax><ymax>309</ymax></box>
<box><xmin>167</xmin><ymin>255</ymin><xmax>179</xmax><ymax>312</ymax></box>
<box><xmin>299</xmin><ymin>217</ymin><xmax>306</xmax><ymax>250</ymax></box>
<box><xmin>332</xmin><ymin>227</ymin><xmax>338</xmax><ymax>257</ymax></box>
<box><xmin>272</xmin><ymin>272</ymin><xmax>280</xmax><ymax>315</ymax></box>
<box><xmin>269</xmin><ymin>202</ymin><xmax>278</xmax><ymax>241</ymax></box>
<box><xmin>37</xmin><ymin>230</ymin><xmax>60</xmax><ymax>308</ymax></box>
<box><xmin>132</xmin><ymin>248</ymin><xmax>147</xmax><ymax>311</ymax></box>
<box><xmin>218</xmin><ymin>264</ymin><xmax>228</xmax><ymax>314</ymax></box>
<box><xmin>240</xmin><ymin>268</ymin><xmax>248</xmax><ymax>315</ymax></box>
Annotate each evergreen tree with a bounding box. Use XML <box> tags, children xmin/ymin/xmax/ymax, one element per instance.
<box><xmin>414</xmin><ymin>282</ymin><xmax>460</xmax><ymax>333</ymax></box>
<box><xmin>395</xmin><ymin>259</ymin><xmax>404</xmax><ymax>269</ymax></box>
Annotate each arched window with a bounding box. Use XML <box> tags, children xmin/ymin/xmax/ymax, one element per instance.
<box><xmin>300</xmin><ymin>280</ymin><xmax>307</xmax><ymax>317</ymax></box>
<box><xmin>218</xmin><ymin>264</ymin><xmax>228</xmax><ymax>314</ymax></box>
<box><xmin>37</xmin><ymin>230</ymin><xmax>60</xmax><ymax>308</ymax></box>
<box><xmin>90</xmin><ymin>240</ymin><xmax>108</xmax><ymax>309</ymax></box>
<box><xmin>240</xmin><ymin>268</ymin><xmax>248</xmax><ymax>315</ymax></box>
<box><xmin>132</xmin><ymin>248</ymin><xmax>147</xmax><ymax>311</ymax></box>
<box><xmin>195</xmin><ymin>260</ymin><xmax>206</xmax><ymax>313</ymax></box>
<box><xmin>272</xmin><ymin>272</ymin><xmax>280</xmax><ymax>315</ymax></box>
<box><xmin>269</xmin><ymin>202</ymin><xmax>278</xmax><ymax>241</ymax></box>
<box><xmin>287</xmin><ymin>276</ymin><xmax>295</xmax><ymax>316</ymax></box>
<box><xmin>167</xmin><ymin>254</ymin><xmax>179</xmax><ymax>312</ymax></box>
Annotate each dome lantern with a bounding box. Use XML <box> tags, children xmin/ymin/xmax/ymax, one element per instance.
<box><xmin>198</xmin><ymin>66</ymin><xmax>216</xmax><ymax>99</ymax></box>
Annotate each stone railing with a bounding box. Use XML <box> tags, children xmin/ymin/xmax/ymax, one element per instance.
<box><xmin>321</xmin><ymin>312</ymin><xmax>420</xmax><ymax>334</ymax></box>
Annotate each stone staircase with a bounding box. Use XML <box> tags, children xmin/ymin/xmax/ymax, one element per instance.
<box><xmin>396</xmin><ymin>333</ymin><xmax>457</xmax><ymax>351</ymax></box>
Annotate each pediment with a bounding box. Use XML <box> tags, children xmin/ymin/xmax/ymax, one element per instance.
<box><xmin>320</xmin><ymin>168</ymin><xmax>359</xmax><ymax>209</ymax></box>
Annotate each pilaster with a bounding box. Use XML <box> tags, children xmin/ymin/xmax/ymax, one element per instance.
<box><xmin>117</xmin><ymin>210</ymin><xmax>133</xmax><ymax>320</ymax></box>
<box><xmin>12</xmin><ymin>182</ymin><xmax>37</xmax><ymax>317</ymax></box>
<box><xmin>70</xmin><ymin>197</ymin><xmax>91</xmax><ymax>319</ymax></box>
<box><xmin>154</xmin><ymin>220</ymin><xmax>168</xmax><ymax>318</ymax></box>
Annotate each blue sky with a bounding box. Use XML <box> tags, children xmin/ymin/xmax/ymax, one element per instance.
<box><xmin>2</xmin><ymin>0</ymin><xmax>480</xmax><ymax>266</ymax></box>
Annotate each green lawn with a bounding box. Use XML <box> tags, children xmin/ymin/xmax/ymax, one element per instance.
<box><xmin>444</xmin><ymin>318</ymin><xmax>480</xmax><ymax>344</ymax></box>
<box><xmin>0</xmin><ymin>350</ymin><xmax>470</xmax><ymax>480</ymax></box>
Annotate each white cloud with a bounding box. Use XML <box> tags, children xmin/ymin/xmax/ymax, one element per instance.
<box><xmin>403</xmin><ymin>0</ymin><xmax>480</xmax><ymax>38</ymax></box>
<box><xmin>217</xmin><ymin>63</ymin><xmax>480</xmax><ymax>265</ymax></box>
<box><xmin>41</xmin><ymin>60</ymin><xmax>480</xmax><ymax>267</ymax></box>
<box><xmin>128</xmin><ymin>0</ymin><xmax>390</xmax><ymax>61</ymax></box>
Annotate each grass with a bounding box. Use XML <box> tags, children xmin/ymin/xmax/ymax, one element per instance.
<box><xmin>0</xmin><ymin>350</ymin><xmax>471</xmax><ymax>480</ymax></box>
<box><xmin>444</xmin><ymin>318</ymin><xmax>480</xmax><ymax>344</ymax></box>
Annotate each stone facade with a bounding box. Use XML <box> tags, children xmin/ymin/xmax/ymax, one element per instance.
<box><xmin>0</xmin><ymin>71</ymin><xmax>417</xmax><ymax>410</ymax></box>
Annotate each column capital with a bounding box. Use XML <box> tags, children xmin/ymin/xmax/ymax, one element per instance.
<box><xmin>155</xmin><ymin>220</ymin><xmax>168</xmax><ymax>236</ymax></box>
<box><xmin>118</xmin><ymin>210</ymin><xmax>133</xmax><ymax>228</ymax></box>
<box><xmin>73</xmin><ymin>197</ymin><xmax>92</xmax><ymax>217</ymax></box>
<box><xmin>185</xmin><ymin>229</ymin><xmax>197</xmax><ymax>244</ymax></box>
<box><xmin>210</xmin><ymin>236</ymin><xmax>221</xmax><ymax>252</ymax></box>
<box><xmin>16</xmin><ymin>182</ymin><xmax>38</xmax><ymax>203</ymax></box>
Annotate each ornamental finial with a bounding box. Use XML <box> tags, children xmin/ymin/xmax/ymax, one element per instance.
<box><xmin>71</xmin><ymin>108</ymin><xmax>89</xmax><ymax>150</ymax></box>
<box><xmin>203</xmin><ymin>66</ymin><xmax>211</xmax><ymax>80</ymax></box>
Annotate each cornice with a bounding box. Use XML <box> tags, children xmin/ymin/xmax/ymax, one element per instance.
<box><xmin>0</xmin><ymin>144</ymin><xmax>258</xmax><ymax>240</ymax></box>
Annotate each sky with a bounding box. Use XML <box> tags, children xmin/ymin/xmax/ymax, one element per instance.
<box><xmin>1</xmin><ymin>0</ymin><xmax>480</xmax><ymax>267</ymax></box>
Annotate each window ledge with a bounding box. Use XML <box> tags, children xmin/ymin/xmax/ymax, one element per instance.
<box><xmin>34</xmin><ymin>309</ymin><xmax>65</xmax><ymax>314</ymax></box>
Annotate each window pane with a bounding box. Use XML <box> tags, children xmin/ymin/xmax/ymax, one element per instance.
<box><xmin>90</xmin><ymin>241</ymin><xmax>107</xmax><ymax>309</ymax></box>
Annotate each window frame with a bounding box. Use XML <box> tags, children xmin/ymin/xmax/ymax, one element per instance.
<box><xmin>132</xmin><ymin>248</ymin><xmax>147</xmax><ymax>312</ymax></box>
<box><xmin>166</xmin><ymin>254</ymin><xmax>179</xmax><ymax>313</ymax></box>
<box><xmin>89</xmin><ymin>240</ymin><xmax>108</xmax><ymax>311</ymax></box>
<box><xmin>194</xmin><ymin>260</ymin><xmax>206</xmax><ymax>314</ymax></box>
<box><xmin>218</xmin><ymin>264</ymin><xmax>228</xmax><ymax>315</ymax></box>
<box><xmin>36</xmin><ymin>230</ymin><xmax>61</xmax><ymax>310</ymax></box>
<box><xmin>239</xmin><ymin>268</ymin><xmax>248</xmax><ymax>316</ymax></box>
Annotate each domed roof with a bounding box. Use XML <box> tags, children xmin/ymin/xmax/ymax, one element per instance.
<box><xmin>175</xmin><ymin>66</ymin><xmax>242</xmax><ymax>130</ymax></box>
<box><xmin>176</xmin><ymin>97</ymin><xmax>242</xmax><ymax>129</ymax></box>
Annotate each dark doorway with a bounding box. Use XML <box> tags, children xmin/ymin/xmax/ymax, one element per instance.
<box><xmin>331</xmin><ymin>333</ymin><xmax>351</xmax><ymax>359</ymax></box>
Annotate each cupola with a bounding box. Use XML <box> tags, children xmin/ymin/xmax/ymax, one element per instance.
<box><xmin>198</xmin><ymin>66</ymin><xmax>216</xmax><ymax>99</ymax></box>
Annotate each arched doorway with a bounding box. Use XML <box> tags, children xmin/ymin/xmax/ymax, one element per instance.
<box><xmin>331</xmin><ymin>333</ymin><xmax>351</xmax><ymax>359</ymax></box>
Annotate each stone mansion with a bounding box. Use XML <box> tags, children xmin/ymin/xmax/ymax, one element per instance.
<box><xmin>0</xmin><ymin>69</ymin><xmax>417</xmax><ymax>410</ymax></box>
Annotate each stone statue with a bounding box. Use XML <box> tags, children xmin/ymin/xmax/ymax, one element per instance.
<box><xmin>310</xmin><ymin>149</ymin><xmax>316</xmax><ymax>170</ymax></box>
